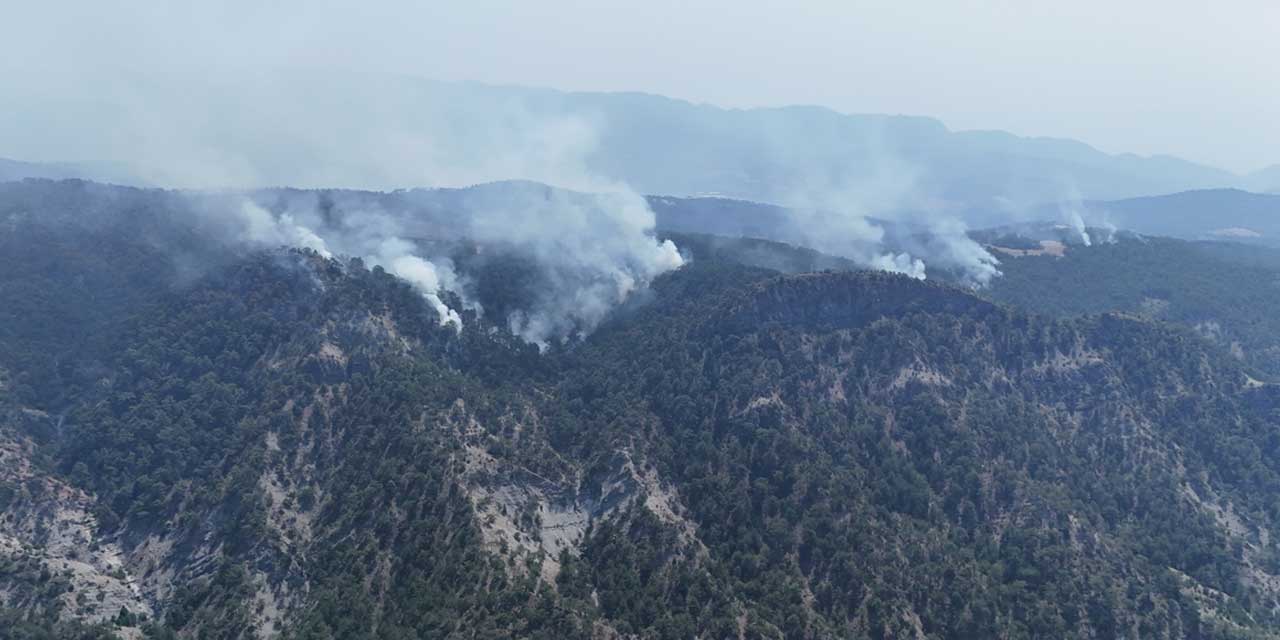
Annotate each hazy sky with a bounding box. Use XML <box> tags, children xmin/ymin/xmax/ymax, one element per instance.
<box><xmin>5</xmin><ymin>0</ymin><xmax>1277</xmax><ymax>173</ymax></box>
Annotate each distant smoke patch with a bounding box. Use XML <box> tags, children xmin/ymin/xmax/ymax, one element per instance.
<box><xmin>1092</xmin><ymin>219</ymin><xmax>1119</xmax><ymax>244</ymax></box>
<box><xmin>1059</xmin><ymin>202</ymin><xmax>1092</xmax><ymax>246</ymax></box>
<box><xmin>1210</xmin><ymin>227</ymin><xmax>1262</xmax><ymax>239</ymax></box>
<box><xmin>1053</xmin><ymin>183</ymin><xmax>1121</xmax><ymax>247</ymax></box>
<box><xmin>781</xmin><ymin>206</ymin><xmax>924</xmax><ymax>280</ymax></box>
<box><xmin>775</xmin><ymin>166</ymin><xmax>999</xmax><ymax>286</ymax></box>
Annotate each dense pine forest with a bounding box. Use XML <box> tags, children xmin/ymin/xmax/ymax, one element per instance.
<box><xmin>985</xmin><ymin>235</ymin><xmax>1280</xmax><ymax>380</ymax></box>
<box><xmin>4</xmin><ymin>180</ymin><xmax>1280</xmax><ymax>639</ymax></box>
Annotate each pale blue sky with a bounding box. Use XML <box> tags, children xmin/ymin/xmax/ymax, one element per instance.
<box><xmin>4</xmin><ymin>0</ymin><xmax>1277</xmax><ymax>172</ymax></box>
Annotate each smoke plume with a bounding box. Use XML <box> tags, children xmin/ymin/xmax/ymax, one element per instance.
<box><xmin>2</xmin><ymin>69</ymin><xmax>1007</xmax><ymax>326</ymax></box>
<box><xmin>231</xmin><ymin>185</ymin><xmax>684</xmax><ymax>345</ymax></box>
<box><xmin>770</xmin><ymin>150</ymin><xmax>999</xmax><ymax>286</ymax></box>
<box><xmin>453</xmin><ymin>185</ymin><xmax>683</xmax><ymax>345</ymax></box>
<box><xmin>1059</xmin><ymin>201</ymin><xmax>1093</xmax><ymax>247</ymax></box>
<box><xmin>1054</xmin><ymin>183</ymin><xmax>1117</xmax><ymax>247</ymax></box>
<box><xmin>0</xmin><ymin>72</ymin><xmax>686</xmax><ymax>344</ymax></box>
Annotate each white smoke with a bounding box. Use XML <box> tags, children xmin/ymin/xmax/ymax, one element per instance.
<box><xmin>919</xmin><ymin>218</ymin><xmax>1002</xmax><ymax>286</ymax></box>
<box><xmin>107</xmin><ymin>73</ymin><xmax>690</xmax><ymax>343</ymax></box>
<box><xmin>1055</xmin><ymin>182</ymin><xmax>1122</xmax><ymax>247</ymax></box>
<box><xmin>1092</xmin><ymin>210</ymin><xmax>1119</xmax><ymax>244</ymax></box>
<box><xmin>1060</xmin><ymin>202</ymin><xmax>1092</xmax><ymax>246</ymax></box>
<box><xmin>224</xmin><ymin>199</ymin><xmax>465</xmax><ymax>330</ymax></box>
<box><xmin>222</xmin><ymin>182</ymin><xmax>683</xmax><ymax>343</ymax></box>
<box><xmin>869</xmin><ymin>252</ymin><xmax>927</xmax><ymax>279</ymax></box>
<box><xmin>3</xmin><ymin>69</ymin><xmax>1007</xmax><ymax>317</ymax></box>
<box><xmin>383</xmin><ymin>252</ymin><xmax>463</xmax><ymax>330</ymax></box>
<box><xmin>328</xmin><ymin>210</ymin><xmax>469</xmax><ymax>331</ymax></box>
<box><xmin>784</xmin><ymin>205</ymin><xmax>925</xmax><ymax>279</ymax></box>
<box><xmin>460</xmin><ymin>187</ymin><xmax>683</xmax><ymax>346</ymax></box>
<box><xmin>238</xmin><ymin>201</ymin><xmax>332</xmax><ymax>258</ymax></box>
<box><xmin>773</xmin><ymin>153</ymin><xmax>998</xmax><ymax>285</ymax></box>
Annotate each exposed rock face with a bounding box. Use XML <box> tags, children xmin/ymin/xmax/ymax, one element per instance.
<box><xmin>456</xmin><ymin>429</ymin><xmax>701</xmax><ymax>583</ymax></box>
<box><xmin>0</xmin><ymin>408</ymin><xmax>150</xmax><ymax>628</ymax></box>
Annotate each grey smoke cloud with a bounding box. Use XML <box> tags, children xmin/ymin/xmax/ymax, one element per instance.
<box><xmin>234</xmin><ymin>186</ymin><xmax>682</xmax><ymax>345</ymax></box>
<box><xmin>240</xmin><ymin>197</ymin><xmax>469</xmax><ymax>330</ymax></box>
<box><xmin>769</xmin><ymin>146</ymin><xmax>999</xmax><ymax>285</ymax></box>
<box><xmin>237</xmin><ymin>202</ymin><xmax>333</xmax><ymax>258</ymax></box>
<box><xmin>2</xmin><ymin>61</ymin><xmax>1013</xmax><ymax>333</ymax></box>
<box><xmin>0</xmin><ymin>70</ymin><xmax>687</xmax><ymax>344</ymax></box>
<box><xmin>0</xmin><ymin>72</ymin><xmax>613</xmax><ymax>191</ymax></box>
<box><xmin>455</xmin><ymin>186</ymin><xmax>683</xmax><ymax>345</ymax></box>
<box><xmin>1052</xmin><ymin>182</ymin><xmax>1120</xmax><ymax>247</ymax></box>
<box><xmin>2</xmin><ymin>69</ymin><xmax>1003</xmax><ymax>293</ymax></box>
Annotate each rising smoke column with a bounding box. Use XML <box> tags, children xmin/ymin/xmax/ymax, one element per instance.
<box><xmin>1060</xmin><ymin>202</ymin><xmax>1092</xmax><ymax>246</ymax></box>
<box><xmin>778</xmin><ymin>195</ymin><xmax>999</xmax><ymax>286</ymax></box>
<box><xmin>785</xmin><ymin>205</ymin><xmax>926</xmax><ymax>279</ymax></box>
<box><xmin>1055</xmin><ymin>182</ymin><xmax>1120</xmax><ymax>247</ymax></box>
<box><xmin>228</xmin><ymin>183</ymin><xmax>683</xmax><ymax>344</ymax></box>
<box><xmin>238</xmin><ymin>201</ymin><xmax>333</xmax><ymax>258</ymax></box>
<box><xmin>751</xmin><ymin>113</ymin><xmax>1001</xmax><ymax>286</ymax></box>
<box><xmin>233</xmin><ymin>198</ymin><xmax>465</xmax><ymax>329</ymax></box>
<box><xmin>458</xmin><ymin>186</ymin><xmax>684</xmax><ymax>346</ymax></box>
<box><xmin>374</xmin><ymin>239</ymin><xmax>464</xmax><ymax>330</ymax></box>
<box><xmin>914</xmin><ymin>218</ymin><xmax>1002</xmax><ymax>286</ymax></box>
<box><xmin>10</xmin><ymin>70</ymin><xmax>1001</xmax><ymax>294</ymax></box>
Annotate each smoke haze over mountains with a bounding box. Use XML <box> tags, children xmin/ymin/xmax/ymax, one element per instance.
<box><xmin>0</xmin><ymin>69</ymin><xmax>1010</xmax><ymax>318</ymax></box>
<box><xmin>4</xmin><ymin>1</ymin><xmax>1277</xmax><ymax>172</ymax></box>
<box><xmin>1</xmin><ymin>2</ymin><xmax>1276</xmax><ymax>340</ymax></box>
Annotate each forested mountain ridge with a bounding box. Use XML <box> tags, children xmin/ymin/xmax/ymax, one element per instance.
<box><xmin>1028</xmin><ymin>190</ymin><xmax>1280</xmax><ymax>246</ymax></box>
<box><xmin>982</xmin><ymin>234</ymin><xmax>1280</xmax><ymax>381</ymax></box>
<box><xmin>564</xmin><ymin>266</ymin><xmax>1280</xmax><ymax>637</ymax></box>
<box><xmin>4</xmin><ymin>180</ymin><xmax>1280</xmax><ymax>638</ymax></box>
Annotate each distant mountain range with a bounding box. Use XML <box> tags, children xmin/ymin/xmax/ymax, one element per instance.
<box><xmin>1</xmin><ymin>72</ymin><xmax>1275</xmax><ymax>209</ymax></box>
<box><xmin>0</xmin><ymin>156</ymin><xmax>138</xmax><ymax>185</ymax></box>
<box><xmin>647</xmin><ymin>188</ymin><xmax>1280</xmax><ymax>249</ymax></box>
<box><xmin>0</xmin><ymin>157</ymin><xmax>93</xmax><ymax>182</ymax></box>
<box><xmin>1058</xmin><ymin>189</ymin><xmax>1280</xmax><ymax>245</ymax></box>
<box><xmin>3</xmin><ymin>72</ymin><xmax>1277</xmax><ymax>255</ymax></box>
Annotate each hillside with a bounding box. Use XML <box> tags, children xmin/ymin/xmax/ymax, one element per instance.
<box><xmin>648</xmin><ymin>191</ymin><xmax>1280</xmax><ymax>383</ymax></box>
<box><xmin>3</xmin><ymin>180</ymin><xmax>1280</xmax><ymax>638</ymax></box>
<box><xmin>1030</xmin><ymin>190</ymin><xmax>1280</xmax><ymax>246</ymax></box>
<box><xmin>983</xmin><ymin>234</ymin><xmax>1280</xmax><ymax>380</ymax></box>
